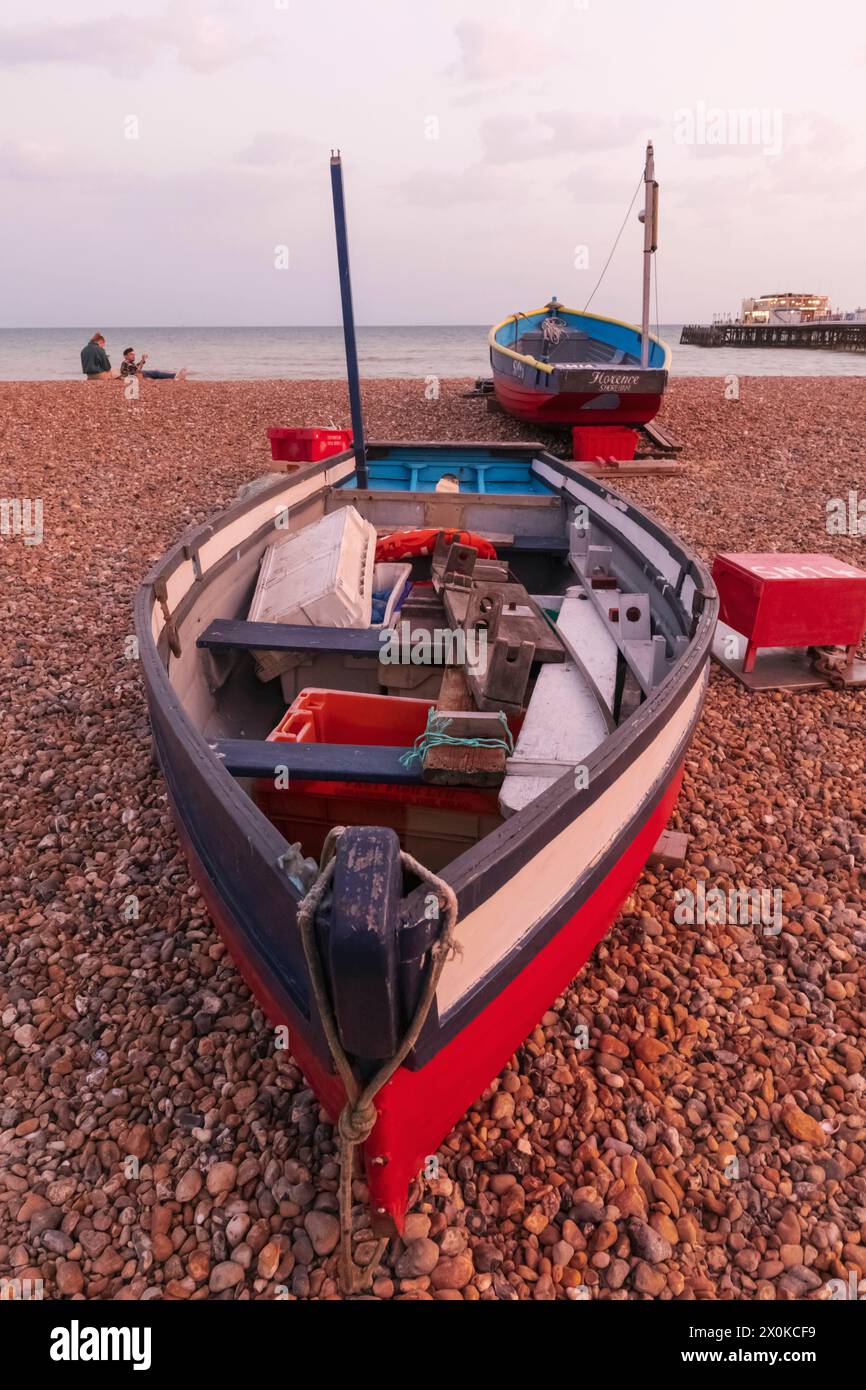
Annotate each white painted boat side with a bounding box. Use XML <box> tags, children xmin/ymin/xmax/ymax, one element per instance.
<box><xmin>436</xmin><ymin>672</ymin><xmax>705</xmax><ymax>1016</ymax></box>
<box><xmin>194</xmin><ymin>458</ymin><xmax>355</xmax><ymax>577</ymax></box>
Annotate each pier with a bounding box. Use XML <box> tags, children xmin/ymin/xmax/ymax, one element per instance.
<box><xmin>680</xmin><ymin>321</ymin><xmax>866</xmax><ymax>352</ymax></box>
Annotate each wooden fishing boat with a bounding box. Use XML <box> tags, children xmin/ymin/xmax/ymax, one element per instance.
<box><xmin>134</xmin><ymin>155</ymin><xmax>717</xmax><ymax>1288</ymax></box>
<box><xmin>135</xmin><ymin>440</ymin><xmax>717</xmax><ymax>1237</ymax></box>
<box><xmin>489</xmin><ymin>143</ymin><xmax>670</xmax><ymax>427</ymax></box>
<box><xmin>489</xmin><ymin>300</ymin><xmax>670</xmax><ymax>425</ymax></box>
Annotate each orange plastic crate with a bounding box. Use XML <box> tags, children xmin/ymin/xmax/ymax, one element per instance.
<box><xmin>269</xmin><ymin>687</ymin><xmax>433</xmax><ymax>749</ymax></box>
<box><xmin>255</xmin><ymin>689</ymin><xmax>504</xmax><ymax>866</ymax></box>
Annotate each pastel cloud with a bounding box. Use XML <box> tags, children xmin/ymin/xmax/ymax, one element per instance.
<box><xmin>0</xmin><ymin>4</ymin><xmax>269</xmax><ymax>76</ymax></box>
<box><xmin>448</xmin><ymin>21</ymin><xmax>559</xmax><ymax>84</ymax></box>
<box><xmin>480</xmin><ymin>111</ymin><xmax>655</xmax><ymax>164</ymax></box>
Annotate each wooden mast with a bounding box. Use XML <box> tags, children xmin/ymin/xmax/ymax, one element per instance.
<box><xmin>639</xmin><ymin>141</ymin><xmax>658</xmax><ymax>369</ymax></box>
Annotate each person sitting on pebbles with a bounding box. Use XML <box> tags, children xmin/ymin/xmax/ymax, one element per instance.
<box><xmin>119</xmin><ymin>347</ymin><xmax>187</xmax><ymax>382</ymax></box>
<box><xmin>80</xmin><ymin>332</ymin><xmax>118</xmax><ymax>380</ymax></box>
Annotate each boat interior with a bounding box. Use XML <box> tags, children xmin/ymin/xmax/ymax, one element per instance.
<box><xmin>159</xmin><ymin>446</ymin><xmax>702</xmax><ymax>883</ymax></box>
<box><xmin>493</xmin><ymin>305</ymin><xmax>669</xmax><ymax>372</ymax></box>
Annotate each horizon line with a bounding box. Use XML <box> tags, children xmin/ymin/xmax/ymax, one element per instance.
<box><xmin>0</xmin><ymin>320</ymin><xmax>690</xmax><ymax>331</ymax></box>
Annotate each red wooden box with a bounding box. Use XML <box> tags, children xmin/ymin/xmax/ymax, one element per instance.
<box><xmin>712</xmin><ymin>552</ymin><xmax>866</xmax><ymax>671</ymax></box>
<box><xmin>267</xmin><ymin>426</ymin><xmax>352</xmax><ymax>465</ymax></box>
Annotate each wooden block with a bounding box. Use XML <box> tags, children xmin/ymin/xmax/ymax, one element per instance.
<box><xmin>648</xmin><ymin>829</ymin><xmax>689</xmax><ymax>869</ymax></box>
<box><xmin>422</xmin><ymin>667</ymin><xmax>507</xmax><ymax>787</ymax></box>
<box><xmin>444</xmin><ymin>582</ymin><xmax>564</xmax><ymax>663</ymax></box>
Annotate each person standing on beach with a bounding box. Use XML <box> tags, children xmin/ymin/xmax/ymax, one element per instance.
<box><xmin>80</xmin><ymin>332</ymin><xmax>117</xmax><ymax>380</ymax></box>
<box><xmin>119</xmin><ymin>348</ymin><xmax>186</xmax><ymax>382</ymax></box>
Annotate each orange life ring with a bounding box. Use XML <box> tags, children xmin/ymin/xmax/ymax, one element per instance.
<box><xmin>375</xmin><ymin>528</ymin><xmax>497</xmax><ymax>563</ymax></box>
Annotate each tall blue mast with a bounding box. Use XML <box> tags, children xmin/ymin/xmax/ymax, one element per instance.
<box><xmin>329</xmin><ymin>152</ymin><xmax>368</xmax><ymax>487</ymax></box>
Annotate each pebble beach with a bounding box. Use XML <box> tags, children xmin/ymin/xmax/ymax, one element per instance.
<box><xmin>1</xmin><ymin>375</ymin><xmax>865</xmax><ymax>1302</ymax></box>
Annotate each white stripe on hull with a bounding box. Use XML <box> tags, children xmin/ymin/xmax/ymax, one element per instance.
<box><xmin>437</xmin><ymin>673</ymin><xmax>705</xmax><ymax>1015</ymax></box>
<box><xmin>195</xmin><ymin>459</ymin><xmax>355</xmax><ymax>576</ymax></box>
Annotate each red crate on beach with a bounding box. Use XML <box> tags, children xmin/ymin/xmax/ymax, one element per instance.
<box><xmin>712</xmin><ymin>552</ymin><xmax>866</xmax><ymax>671</ymax></box>
<box><xmin>572</xmin><ymin>425</ymin><xmax>638</xmax><ymax>463</ymax></box>
<box><xmin>267</xmin><ymin>426</ymin><xmax>352</xmax><ymax>464</ymax></box>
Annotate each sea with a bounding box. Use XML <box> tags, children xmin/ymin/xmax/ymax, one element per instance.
<box><xmin>0</xmin><ymin>325</ymin><xmax>863</xmax><ymax>382</ymax></box>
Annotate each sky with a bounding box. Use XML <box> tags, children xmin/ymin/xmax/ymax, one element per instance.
<box><xmin>0</xmin><ymin>0</ymin><xmax>864</xmax><ymax>326</ymax></box>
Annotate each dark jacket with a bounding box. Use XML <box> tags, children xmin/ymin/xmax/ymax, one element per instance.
<box><xmin>81</xmin><ymin>341</ymin><xmax>111</xmax><ymax>375</ymax></box>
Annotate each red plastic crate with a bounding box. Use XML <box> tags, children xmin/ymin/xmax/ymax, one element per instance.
<box><xmin>267</xmin><ymin>426</ymin><xmax>352</xmax><ymax>464</ymax></box>
<box><xmin>712</xmin><ymin>552</ymin><xmax>866</xmax><ymax>671</ymax></box>
<box><xmin>254</xmin><ymin>688</ymin><xmax>503</xmax><ymax>867</ymax></box>
<box><xmin>269</xmin><ymin>688</ymin><xmax>433</xmax><ymax>748</ymax></box>
<box><xmin>572</xmin><ymin>425</ymin><xmax>638</xmax><ymax>463</ymax></box>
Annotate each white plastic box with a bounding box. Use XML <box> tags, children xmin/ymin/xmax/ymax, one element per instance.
<box><xmin>249</xmin><ymin>506</ymin><xmax>376</xmax><ymax>627</ymax></box>
<box><xmin>278</xmin><ymin>562</ymin><xmax>413</xmax><ymax>703</ymax></box>
<box><xmin>249</xmin><ymin>507</ymin><xmax>377</xmax><ymax>682</ymax></box>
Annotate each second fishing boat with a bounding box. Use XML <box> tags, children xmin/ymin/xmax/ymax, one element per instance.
<box><xmin>489</xmin><ymin>143</ymin><xmax>670</xmax><ymax>427</ymax></box>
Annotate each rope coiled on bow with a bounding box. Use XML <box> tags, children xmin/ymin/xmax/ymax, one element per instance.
<box><xmin>296</xmin><ymin>829</ymin><xmax>459</xmax><ymax>1295</ymax></box>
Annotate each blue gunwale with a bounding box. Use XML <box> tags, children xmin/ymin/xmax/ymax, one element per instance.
<box><xmin>490</xmin><ymin>303</ymin><xmax>671</xmax><ymax>372</ymax></box>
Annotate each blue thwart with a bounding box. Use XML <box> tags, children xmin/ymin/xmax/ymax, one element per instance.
<box><xmin>338</xmin><ymin>446</ymin><xmax>553</xmax><ymax>495</ymax></box>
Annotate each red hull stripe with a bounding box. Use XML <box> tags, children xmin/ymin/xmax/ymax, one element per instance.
<box><xmin>492</xmin><ymin>376</ymin><xmax>664</xmax><ymax>427</ymax></box>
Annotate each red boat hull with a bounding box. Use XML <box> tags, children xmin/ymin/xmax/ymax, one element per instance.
<box><xmin>172</xmin><ymin>761</ymin><xmax>684</xmax><ymax>1235</ymax></box>
<box><xmin>493</xmin><ymin>375</ymin><xmax>665</xmax><ymax>427</ymax></box>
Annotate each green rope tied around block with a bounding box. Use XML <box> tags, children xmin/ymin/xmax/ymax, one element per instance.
<box><xmin>399</xmin><ymin>707</ymin><xmax>514</xmax><ymax>768</ymax></box>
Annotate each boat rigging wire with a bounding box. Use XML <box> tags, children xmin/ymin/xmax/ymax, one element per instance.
<box><xmin>582</xmin><ymin>170</ymin><xmax>644</xmax><ymax>313</ymax></box>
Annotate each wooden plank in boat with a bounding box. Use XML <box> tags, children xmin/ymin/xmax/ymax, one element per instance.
<box><xmin>499</xmin><ymin>659</ymin><xmax>610</xmax><ymax>816</ymax></box>
<box><xmin>501</xmin><ymin>535</ymin><xmax>570</xmax><ymax>554</ymax></box>
<box><xmin>422</xmin><ymin>666</ymin><xmax>507</xmax><ymax>787</ymax></box>
<box><xmin>199</xmin><ymin>620</ymin><xmax>390</xmax><ymax>658</ymax></box>
<box><xmin>554</xmin><ymin>590</ymin><xmax>618</xmax><ymax>720</ymax></box>
<box><xmin>210</xmin><ymin>739</ymin><xmax>425</xmax><ymax>784</ymax></box>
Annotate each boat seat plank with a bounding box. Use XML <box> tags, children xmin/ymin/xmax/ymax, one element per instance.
<box><xmin>555</xmin><ymin>590</ymin><xmax>619</xmax><ymax>715</ymax></box>
<box><xmin>499</xmin><ymin>659</ymin><xmax>609</xmax><ymax>816</ymax></box>
<box><xmin>210</xmin><ymin>739</ymin><xmax>425</xmax><ymax>784</ymax></box>
<box><xmin>501</xmin><ymin>535</ymin><xmax>570</xmax><ymax>554</ymax></box>
<box><xmin>198</xmin><ymin>620</ymin><xmax>389</xmax><ymax>658</ymax></box>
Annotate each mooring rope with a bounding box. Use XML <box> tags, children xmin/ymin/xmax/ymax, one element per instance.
<box><xmin>398</xmin><ymin>707</ymin><xmax>514</xmax><ymax>768</ymax></box>
<box><xmin>541</xmin><ymin>315</ymin><xmax>568</xmax><ymax>346</ymax></box>
<box><xmin>296</xmin><ymin>830</ymin><xmax>459</xmax><ymax>1295</ymax></box>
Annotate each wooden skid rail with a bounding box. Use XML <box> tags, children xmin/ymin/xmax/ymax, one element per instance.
<box><xmin>210</xmin><ymin>739</ymin><xmax>425</xmax><ymax>784</ymax></box>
